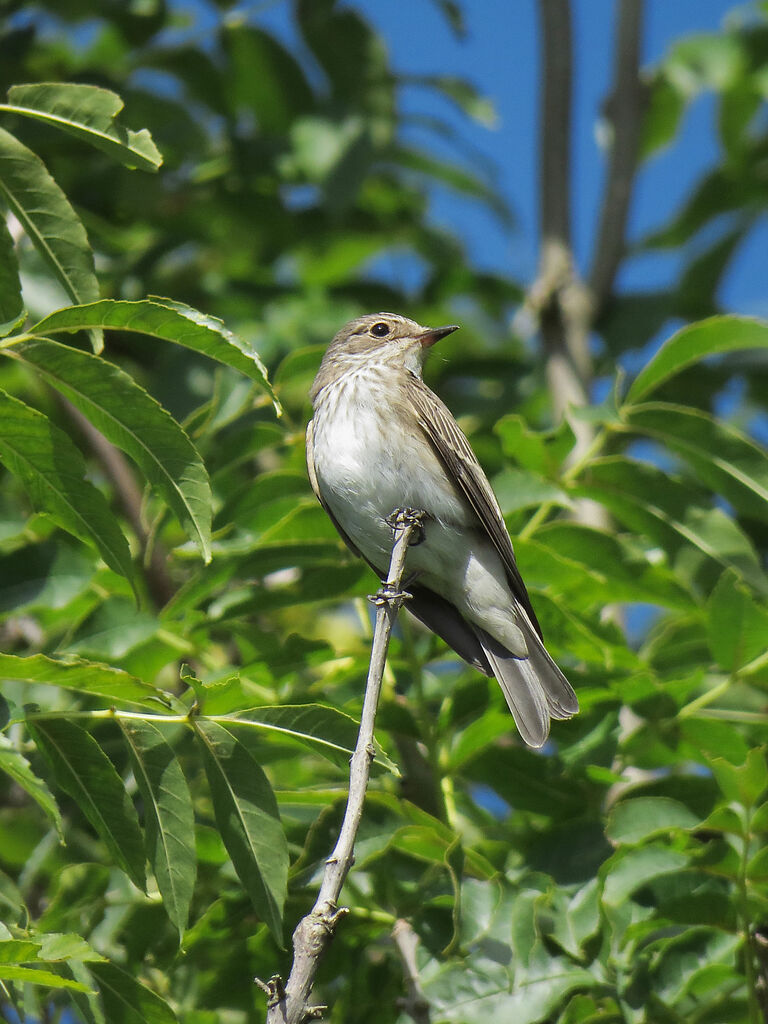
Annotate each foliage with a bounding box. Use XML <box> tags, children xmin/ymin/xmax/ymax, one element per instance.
<box><xmin>1</xmin><ymin>2</ymin><xmax>768</xmax><ymax>1023</ymax></box>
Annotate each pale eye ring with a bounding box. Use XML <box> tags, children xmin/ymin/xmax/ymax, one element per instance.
<box><xmin>371</xmin><ymin>322</ymin><xmax>390</xmax><ymax>338</ymax></box>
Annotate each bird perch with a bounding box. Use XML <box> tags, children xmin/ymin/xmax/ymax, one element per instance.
<box><xmin>262</xmin><ymin>508</ymin><xmax>426</xmax><ymax>1024</ymax></box>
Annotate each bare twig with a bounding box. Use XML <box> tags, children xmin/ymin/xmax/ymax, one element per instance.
<box><xmin>589</xmin><ymin>0</ymin><xmax>645</xmax><ymax>314</ymax></box>
<box><xmin>264</xmin><ymin>508</ymin><xmax>425</xmax><ymax>1024</ymax></box>
<box><xmin>392</xmin><ymin>918</ymin><xmax>431</xmax><ymax>1024</ymax></box>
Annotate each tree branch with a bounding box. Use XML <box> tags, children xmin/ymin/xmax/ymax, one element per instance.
<box><xmin>264</xmin><ymin>508</ymin><xmax>426</xmax><ymax>1024</ymax></box>
<box><xmin>392</xmin><ymin>918</ymin><xmax>431</xmax><ymax>1024</ymax></box>
<box><xmin>589</xmin><ymin>0</ymin><xmax>645</xmax><ymax>315</ymax></box>
<box><xmin>534</xmin><ymin>0</ymin><xmax>595</xmax><ymax>465</ymax></box>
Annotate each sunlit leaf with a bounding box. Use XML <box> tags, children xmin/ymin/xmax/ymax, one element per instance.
<box><xmin>32</xmin><ymin>299</ymin><xmax>277</xmax><ymax>408</ymax></box>
<box><xmin>627</xmin><ymin>316</ymin><xmax>768</xmax><ymax>403</ymax></box>
<box><xmin>5</xmin><ymin>336</ymin><xmax>212</xmax><ymax>561</ymax></box>
<box><xmin>0</xmin><ymin>127</ymin><xmax>100</xmax><ymax>350</ymax></box>
<box><xmin>3</xmin><ymin>83</ymin><xmax>162</xmax><ymax>171</ymax></box>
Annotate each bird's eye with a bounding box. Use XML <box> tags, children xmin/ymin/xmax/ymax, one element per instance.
<box><xmin>371</xmin><ymin>322</ymin><xmax>390</xmax><ymax>338</ymax></box>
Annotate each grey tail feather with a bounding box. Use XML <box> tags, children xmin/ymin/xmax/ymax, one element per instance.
<box><xmin>473</xmin><ymin>611</ymin><xmax>579</xmax><ymax>748</ymax></box>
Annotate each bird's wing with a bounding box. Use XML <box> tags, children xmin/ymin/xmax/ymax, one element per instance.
<box><xmin>406</xmin><ymin>372</ymin><xmax>543</xmax><ymax>639</ymax></box>
<box><xmin>306</xmin><ymin>418</ymin><xmax>364</xmax><ymax>559</ymax></box>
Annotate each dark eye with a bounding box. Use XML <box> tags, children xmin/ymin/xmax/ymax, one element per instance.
<box><xmin>371</xmin><ymin>322</ymin><xmax>390</xmax><ymax>338</ymax></box>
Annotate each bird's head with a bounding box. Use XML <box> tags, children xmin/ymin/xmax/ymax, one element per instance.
<box><xmin>312</xmin><ymin>313</ymin><xmax>459</xmax><ymax>399</ymax></box>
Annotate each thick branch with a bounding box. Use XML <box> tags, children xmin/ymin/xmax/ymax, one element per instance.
<box><xmin>589</xmin><ymin>0</ymin><xmax>645</xmax><ymax>314</ymax></box>
<box><xmin>264</xmin><ymin>508</ymin><xmax>425</xmax><ymax>1024</ymax></box>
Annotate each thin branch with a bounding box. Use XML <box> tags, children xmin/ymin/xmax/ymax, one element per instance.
<box><xmin>589</xmin><ymin>0</ymin><xmax>645</xmax><ymax>314</ymax></box>
<box><xmin>392</xmin><ymin>918</ymin><xmax>431</xmax><ymax>1024</ymax></box>
<box><xmin>264</xmin><ymin>508</ymin><xmax>426</xmax><ymax>1024</ymax></box>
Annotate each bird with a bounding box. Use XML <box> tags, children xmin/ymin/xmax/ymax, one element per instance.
<box><xmin>306</xmin><ymin>312</ymin><xmax>578</xmax><ymax>747</ymax></box>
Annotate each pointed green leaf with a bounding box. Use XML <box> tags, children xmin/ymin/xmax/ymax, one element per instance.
<box><xmin>606</xmin><ymin>796</ymin><xmax>700</xmax><ymax>845</ymax></box>
<box><xmin>0</xmin><ymin>127</ymin><xmax>100</xmax><ymax>351</ymax></box>
<box><xmin>576</xmin><ymin>456</ymin><xmax>767</xmax><ymax>594</ymax></box>
<box><xmin>3</xmin><ymin>83</ymin><xmax>162</xmax><ymax>171</ymax></box>
<box><xmin>33</xmin><ymin>298</ymin><xmax>277</xmax><ymax>408</ymax></box>
<box><xmin>624</xmin><ymin>402</ymin><xmax>768</xmax><ymax>524</ymax></box>
<box><xmin>5</xmin><ymin>337</ymin><xmax>211</xmax><ymax>561</ymax></box>
<box><xmin>627</xmin><ymin>315</ymin><xmax>768</xmax><ymax>403</ymax></box>
<box><xmin>194</xmin><ymin>719</ymin><xmax>288</xmax><ymax>943</ymax></box>
<box><xmin>0</xmin><ymin>652</ymin><xmax>169</xmax><ymax>709</ymax></box>
<box><xmin>0</xmin><ymin>390</ymin><xmax>134</xmax><ymax>584</ymax></box>
<box><xmin>28</xmin><ymin>718</ymin><xmax>146</xmax><ymax>890</ymax></box>
<box><xmin>0</xmin><ymin>964</ymin><xmax>91</xmax><ymax>990</ymax></box>
<box><xmin>119</xmin><ymin>719</ymin><xmax>196</xmax><ymax>937</ymax></box>
<box><xmin>228</xmin><ymin>703</ymin><xmax>398</xmax><ymax>774</ymax></box>
<box><xmin>707</xmin><ymin>571</ymin><xmax>768</xmax><ymax>673</ymax></box>
<box><xmin>89</xmin><ymin>962</ymin><xmax>177</xmax><ymax>1024</ymax></box>
<box><xmin>602</xmin><ymin>844</ymin><xmax>689</xmax><ymax>906</ymax></box>
<box><xmin>0</xmin><ymin>215</ymin><xmax>24</xmax><ymax>337</ymax></box>
<box><xmin>0</xmin><ymin>734</ymin><xmax>62</xmax><ymax>836</ymax></box>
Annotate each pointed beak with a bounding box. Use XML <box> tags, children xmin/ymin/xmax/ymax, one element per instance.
<box><xmin>419</xmin><ymin>324</ymin><xmax>459</xmax><ymax>348</ymax></box>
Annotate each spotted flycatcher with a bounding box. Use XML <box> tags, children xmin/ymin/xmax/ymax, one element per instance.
<box><xmin>307</xmin><ymin>313</ymin><xmax>578</xmax><ymax>747</ymax></box>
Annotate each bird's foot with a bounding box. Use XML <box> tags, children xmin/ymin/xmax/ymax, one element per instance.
<box><xmin>368</xmin><ymin>582</ymin><xmax>413</xmax><ymax>607</ymax></box>
<box><xmin>385</xmin><ymin>507</ymin><xmax>427</xmax><ymax>545</ymax></box>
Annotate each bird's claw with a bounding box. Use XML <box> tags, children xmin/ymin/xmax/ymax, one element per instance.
<box><xmin>385</xmin><ymin>507</ymin><xmax>427</xmax><ymax>545</ymax></box>
<box><xmin>368</xmin><ymin>583</ymin><xmax>413</xmax><ymax>606</ymax></box>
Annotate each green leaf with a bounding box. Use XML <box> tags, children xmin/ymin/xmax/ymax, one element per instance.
<box><xmin>492</xmin><ymin>467</ymin><xmax>570</xmax><ymax>515</ymax></box>
<box><xmin>711</xmin><ymin>748</ymin><xmax>768</xmax><ymax>807</ymax></box>
<box><xmin>228</xmin><ymin>703</ymin><xmax>398</xmax><ymax>774</ymax></box>
<box><xmin>0</xmin><ymin>215</ymin><xmax>24</xmax><ymax>337</ymax></box>
<box><xmin>119</xmin><ymin>719</ymin><xmax>196</xmax><ymax>937</ymax></box>
<box><xmin>0</xmin><ymin>126</ymin><xmax>100</xmax><ymax>351</ymax></box>
<box><xmin>606</xmin><ymin>796</ymin><xmax>700</xmax><ymax>845</ymax></box>
<box><xmin>32</xmin><ymin>299</ymin><xmax>277</xmax><ymax>407</ymax></box>
<box><xmin>3</xmin><ymin>83</ymin><xmax>162</xmax><ymax>171</ymax></box>
<box><xmin>494</xmin><ymin>414</ymin><xmax>576</xmax><ymax>476</ymax></box>
<box><xmin>89</xmin><ymin>961</ymin><xmax>177</xmax><ymax>1024</ymax></box>
<box><xmin>0</xmin><ymin>653</ymin><xmax>169</xmax><ymax>709</ymax></box>
<box><xmin>194</xmin><ymin>719</ymin><xmax>288</xmax><ymax>943</ymax></box>
<box><xmin>623</xmin><ymin>402</ymin><xmax>768</xmax><ymax>523</ymax></box>
<box><xmin>28</xmin><ymin>718</ymin><xmax>146</xmax><ymax>890</ymax></box>
<box><xmin>5</xmin><ymin>337</ymin><xmax>212</xmax><ymax>561</ymax></box>
<box><xmin>602</xmin><ymin>845</ymin><xmax>689</xmax><ymax>907</ymax></box>
<box><xmin>627</xmin><ymin>315</ymin><xmax>768</xmax><ymax>403</ymax></box>
<box><xmin>576</xmin><ymin>456</ymin><xmax>767</xmax><ymax>593</ymax></box>
<box><xmin>707</xmin><ymin>571</ymin><xmax>768</xmax><ymax>673</ymax></box>
<box><xmin>0</xmin><ymin>734</ymin><xmax>62</xmax><ymax>836</ymax></box>
<box><xmin>0</xmin><ymin>963</ymin><xmax>91</xmax><ymax>990</ymax></box>
<box><xmin>0</xmin><ymin>390</ymin><xmax>134</xmax><ymax>585</ymax></box>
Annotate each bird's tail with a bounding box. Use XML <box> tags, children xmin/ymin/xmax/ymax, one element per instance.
<box><xmin>473</xmin><ymin>610</ymin><xmax>578</xmax><ymax>748</ymax></box>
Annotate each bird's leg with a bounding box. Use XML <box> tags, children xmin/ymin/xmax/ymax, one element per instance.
<box><xmin>385</xmin><ymin>507</ymin><xmax>428</xmax><ymax>546</ymax></box>
<box><xmin>369</xmin><ymin>509</ymin><xmax>426</xmax><ymax>606</ymax></box>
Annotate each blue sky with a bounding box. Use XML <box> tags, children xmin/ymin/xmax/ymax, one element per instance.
<box><xmin>348</xmin><ymin>0</ymin><xmax>767</xmax><ymax>315</ymax></box>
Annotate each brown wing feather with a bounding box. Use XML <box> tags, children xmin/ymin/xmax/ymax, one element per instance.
<box><xmin>406</xmin><ymin>372</ymin><xmax>544</xmax><ymax>639</ymax></box>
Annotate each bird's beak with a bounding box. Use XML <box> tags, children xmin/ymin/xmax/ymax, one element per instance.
<box><xmin>419</xmin><ymin>324</ymin><xmax>459</xmax><ymax>347</ymax></box>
